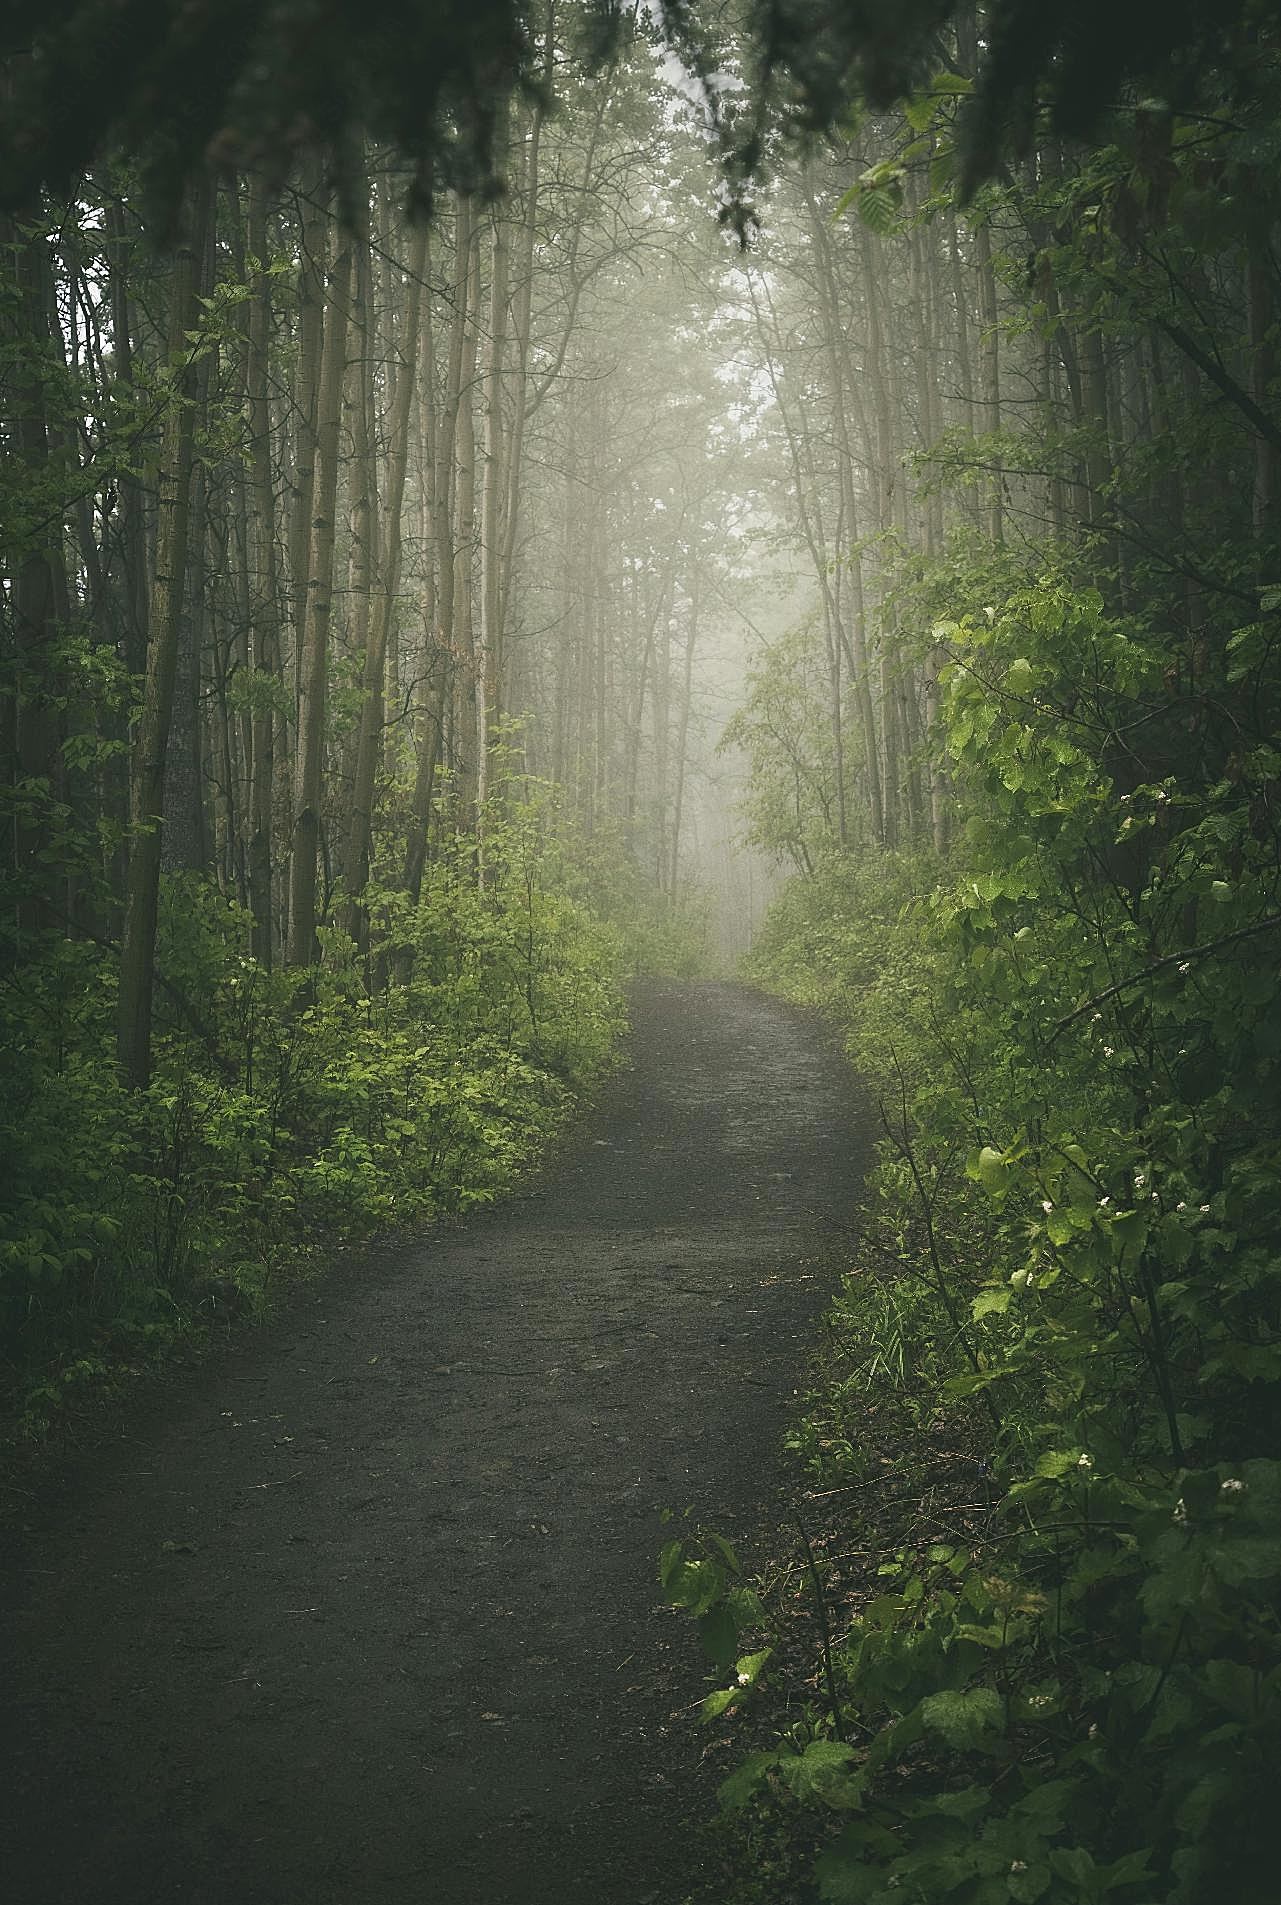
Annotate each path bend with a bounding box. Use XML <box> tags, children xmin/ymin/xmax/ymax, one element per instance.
<box><xmin>1</xmin><ymin>980</ymin><xmax>866</xmax><ymax>1905</ymax></box>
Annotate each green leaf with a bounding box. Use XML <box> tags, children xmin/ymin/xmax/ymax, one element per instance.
<box><xmin>1046</xmin><ymin>1208</ymin><xmax>1076</xmax><ymax>1246</ymax></box>
<box><xmin>1034</xmin><ymin>1449</ymin><xmax>1082</xmax><ymax>1480</ymax></box>
<box><xmin>734</xmin><ymin>1646</ymin><xmax>772</xmax><ymax>1687</ymax></box>
<box><xmin>699</xmin><ymin>1685</ymin><xmax>740</xmax><ymax>1722</ymax></box>
<box><xmin>717</xmin><ymin>1750</ymin><xmax>780</xmax><ymax>1813</ymax></box>
<box><xmin>972</xmin><ymin>1285</ymin><xmax>1013</xmax><ymax>1319</ymax></box>
<box><xmin>777</xmin><ymin>1738</ymin><xmax>864</xmax><ymax>1810</ymax></box>
<box><xmin>919</xmin><ymin>1686</ymin><xmax>1004</xmax><ymax>1750</ymax></box>
<box><xmin>971</xmin><ymin>1144</ymin><xmax>1012</xmax><ymax>1198</ymax></box>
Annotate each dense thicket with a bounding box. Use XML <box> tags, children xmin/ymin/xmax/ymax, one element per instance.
<box><xmin>661</xmin><ymin>9</ymin><xmax>1281</xmax><ymax>1902</ymax></box>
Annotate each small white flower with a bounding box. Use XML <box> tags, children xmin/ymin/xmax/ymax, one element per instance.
<box><xmin>1135</xmin><ymin>1174</ymin><xmax>1147</xmax><ymax>1189</ymax></box>
<box><xmin>1088</xmin><ymin>1723</ymin><xmax>1099</xmax><ymax>1740</ymax></box>
<box><xmin>736</xmin><ymin>1670</ymin><xmax>752</xmax><ymax>1685</ymax></box>
<box><xmin>1091</xmin><ymin>1011</ymin><xmax>1103</xmax><ymax>1023</ymax></box>
<box><xmin>1178</xmin><ymin>961</ymin><xmax>1191</xmax><ymax>974</ymax></box>
<box><xmin>1011</xmin><ymin>1860</ymin><xmax>1029</xmax><ymax>1873</ymax></box>
<box><xmin>1151</xmin><ymin>1192</ymin><xmax>1159</xmax><ymax>1202</ymax></box>
<box><xmin>1221</xmin><ymin>1478</ymin><xmax>1246</xmax><ymax>1495</ymax></box>
<box><xmin>1173</xmin><ymin>1497</ymin><xmax>1187</xmax><ymax>1523</ymax></box>
<box><xmin>1156</xmin><ymin>789</ymin><xmax>1169</xmax><ymax>802</ymax></box>
<box><xmin>1098</xmin><ymin>1195</ymin><xmax>1110</xmax><ymax>1208</ymax></box>
<box><xmin>1176</xmin><ymin>1202</ymin><xmax>1187</xmax><ymax>1213</ymax></box>
<box><xmin>1077</xmin><ymin>1453</ymin><xmax>1093</xmax><ymax>1471</ymax></box>
<box><xmin>1041</xmin><ymin>1199</ymin><xmax>1054</xmax><ymax>1214</ymax></box>
<box><xmin>1103</xmin><ymin>1046</ymin><xmax>1115</xmax><ymax>1057</ymax></box>
<box><xmin>1199</xmin><ymin>1204</ymin><xmax>1210</xmax><ymax>1214</ymax></box>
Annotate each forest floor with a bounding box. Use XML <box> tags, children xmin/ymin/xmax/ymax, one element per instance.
<box><xmin>0</xmin><ymin>980</ymin><xmax>867</xmax><ymax>1905</ymax></box>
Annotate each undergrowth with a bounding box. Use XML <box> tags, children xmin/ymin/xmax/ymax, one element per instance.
<box><xmin>2</xmin><ymin>799</ymin><xmax>701</xmax><ymax>1438</ymax></box>
<box><xmin>668</xmin><ymin>572</ymin><xmax>1281</xmax><ymax>1903</ymax></box>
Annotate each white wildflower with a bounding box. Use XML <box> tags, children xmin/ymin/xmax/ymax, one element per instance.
<box><xmin>1011</xmin><ymin>1860</ymin><xmax>1029</xmax><ymax>1873</ymax></box>
<box><xmin>1041</xmin><ymin>1199</ymin><xmax>1054</xmax><ymax>1214</ymax></box>
<box><xmin>1199</xmin><ymin>1204</ymin><xmax>1210</xmax><ymax>1214</ymax></box>
<box><xmin>1176</xmin><ymin>1202</ymin><xmax>1187</xmax><ymax>1213</ymax></box>
<box><xmin>736</xmin><ymin>1671</ymin><xmax>752</xmax><ymax>1685</ymax></box>
<box><xmin>1221</xmin><ymin>1478</ymin><xmax>1246</xmax><ymax>1496</ymax></box>
<box><xmin>1088</xmin><ymin>1723</ymin><xmax>1099</xmax><ymax>1740</ymax></box>
<box><xmin>1173</xmin><ymin>1497</ymin><xmax>1187</xmax><ymax>1524</ymax></box>
<box><xmin>1098</xmin><ymin>1195</ymin><xmax>1110</xmax><ymax>1208</ymax></box>
<box><xmin>1103</xmin><ymin>1046</ymin><xmax>1115</xmax><ymax>1057</ymax></box>
<box><xmin>1077</xmin><ymin>1453</ymin><xmax>1093</xmax><ymax>1471</ymax></box>
<box><xmin>1178</xmin><ymin>961</ymin><xmax>1191</xmax><ymax>974</ymax></box>
<box><xmin>1135</xmin><ymin>1174</ymin><xmax>1147</xmax><ymax>1189</ymax></box>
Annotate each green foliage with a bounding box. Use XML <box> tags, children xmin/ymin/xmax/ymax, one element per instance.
<box><xmin>705</xmin><ymin>537</ymin><xmax>1281</xmax><ymax>1899</ymax></box>
<box><xmin>0</xmin><ymin>809</ymin><xmax>630</xmax><ymax>1434</ymax></box>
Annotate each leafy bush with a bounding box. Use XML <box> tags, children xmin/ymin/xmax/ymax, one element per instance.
<box><xmin>687</xmin><ymin>563</ymin><xmax>1281</xmax><ymax>1903</ymax></box>
<box><xmin>0</xmin><ymin>808</ymin><xmax>628</xmax><ymax>1433</ymax></box>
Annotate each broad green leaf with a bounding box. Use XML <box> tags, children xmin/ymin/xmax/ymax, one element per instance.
<box><xmin>919</xmin><ymin>1686</ymin><xmax>1004</xmax><ymax>1750</ymax></box>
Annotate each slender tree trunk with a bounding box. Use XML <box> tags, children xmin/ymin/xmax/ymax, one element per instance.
<box><xmin>1247</xmin><ymin>237</ymin><xmax>1279</xmax><ymax>545</ymax></box>
<box><xmin>288</xmin><ymin>160</ymin><xmax>327</xmax><ymax>689</ymax></box>
<box><xmin>477</xmin><ymin>115</ymin><xmax>511</xmax><ymax>866</ymax></box>
<box><xmin>286</xmin><ymin>220</ymin><xmax>352</xmax><ymax>968</ymax></box>
<box><xmin>162</xmin><ymin>196</ymin><xmax>216</xmax><ymax>874</ymax></box>
<box><xmin>669</xmin><ymin>577</ymin><xmax>698</xmax><ymax>893</ymax></box>
<box><xmin>245</xmin><ymin>176</ymin><xmax>282</xmax><ymax>967</ymax></box>
<box><xmin>343</xmin><ymin>224</ymin><xmax>427</xmax><ymax>942</ymax></box>
<box><xmin>451</xmin><ymin>217</ymin><xmax>481</xmax><ymax>830</ymax></box>
<box><xmin>117</xmin><ymin>183</ymin><xmax>209</xmax><ymax>1085</ymax></box>
<box><xmin>974</xmin><ymin>219</ymin><xmax>1003</xmax><ymax>545</ymax></box>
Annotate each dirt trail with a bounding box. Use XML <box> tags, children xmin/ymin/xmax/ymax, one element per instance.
<box><xmin>1</xmin><ymin>980</ymin><xmax>866</xmax><ymax>1905</ymax></box>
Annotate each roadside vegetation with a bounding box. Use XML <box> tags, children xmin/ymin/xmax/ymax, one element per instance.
<box><xmin>3</xmin><ymin>791</ymin><xmax>703</xmax><ymax>1433</ymax></box>
<box><xmin>663</xmin><ymin>13</ymin><xmax>1281</xmax><ymax>1904</ymax></box>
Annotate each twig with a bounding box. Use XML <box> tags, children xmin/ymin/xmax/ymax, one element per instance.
<box><xmin>1048</xmin><ymin>913</ymin><xmax>1281</xmax><ymax>1043</ymax></box>
<box><xmin>794</xmin><ymin>1510</ymin><xmax>847</xmax><ymax>1744</ymax></box>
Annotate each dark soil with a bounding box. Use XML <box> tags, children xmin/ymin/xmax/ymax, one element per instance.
<box><xmin>0</xmin><ymin>980</ymin><xmax>868</xmax><ymax>1905</ymax></box>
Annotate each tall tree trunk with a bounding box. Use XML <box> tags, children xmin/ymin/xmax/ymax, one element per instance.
<box><xmin>162</xmin><ymin>196</ymin><xmax>216</xmax><ymax>874</ymax></box>
<box><xmin>286</xmin><ymin>219</ymin><xmax>352</xmax><ymax>968</ymax></box>
<box><xmin>3</xmin><ymin>212</ymin><xmax>68</xmax><ymax>945</ymax></box>
<box><xmin>974</xmin><ymin>218</ymin><xmax>1003</xmax><ymax>545</ymax></box>
<box><xmin>287</xmin><ymin>160</ymin><xmax>327</xmax><ymax>690</ymax></box>
<box><xmin>245</xmin><ymin>176</ymin><xmax>282</xmax><ymax>967</ymax></box>
<box><xmin>1247</xmin><ymin>236</ymin><xmax>1278</xmax><ymax>546</ymax></box>
<box><xmin>116</xmin><ymin>182</ymin><xmax>209</xmax><ymax>1085</ymax></box>
<box><xmin>477</xmin><ymin>113</ymin><xmax>511</xmax><ymax>866</ymax></box>
<box><xmin>451</xmin><ymin>216</ymin><xmax>481</xmax><ymax>830</ymax></box>
<box><xmin>343</xmin><ymin>224</ymin><xmax>427</xmax><ymax>942</ymax></box>
<box><xmin>668</xmin><ymin>577</ymin><xmax>698</xmax><ymax>893</ymax></box>
<box><xmin>403</xmin><ymin>196</ymin><xmax>471</xmax><ymax>905</ymax></box>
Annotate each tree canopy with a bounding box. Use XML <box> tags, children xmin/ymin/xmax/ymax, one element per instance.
<box><xmin>4</xmin><ymin>0</ymin><xmax>1278</xmax><ymax>221</ymax></box>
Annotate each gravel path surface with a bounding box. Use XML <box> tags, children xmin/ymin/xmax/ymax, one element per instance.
<box><xmin>1</xmin><ymin>980</ymin><xmax>866</xmax><ymax>1905</ymax></box>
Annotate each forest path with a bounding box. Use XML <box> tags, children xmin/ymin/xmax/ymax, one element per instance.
<box><xmin>1</xmin><ymin>980</ymin><xmax>865</xmax><ymax>1905</ymax></box>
